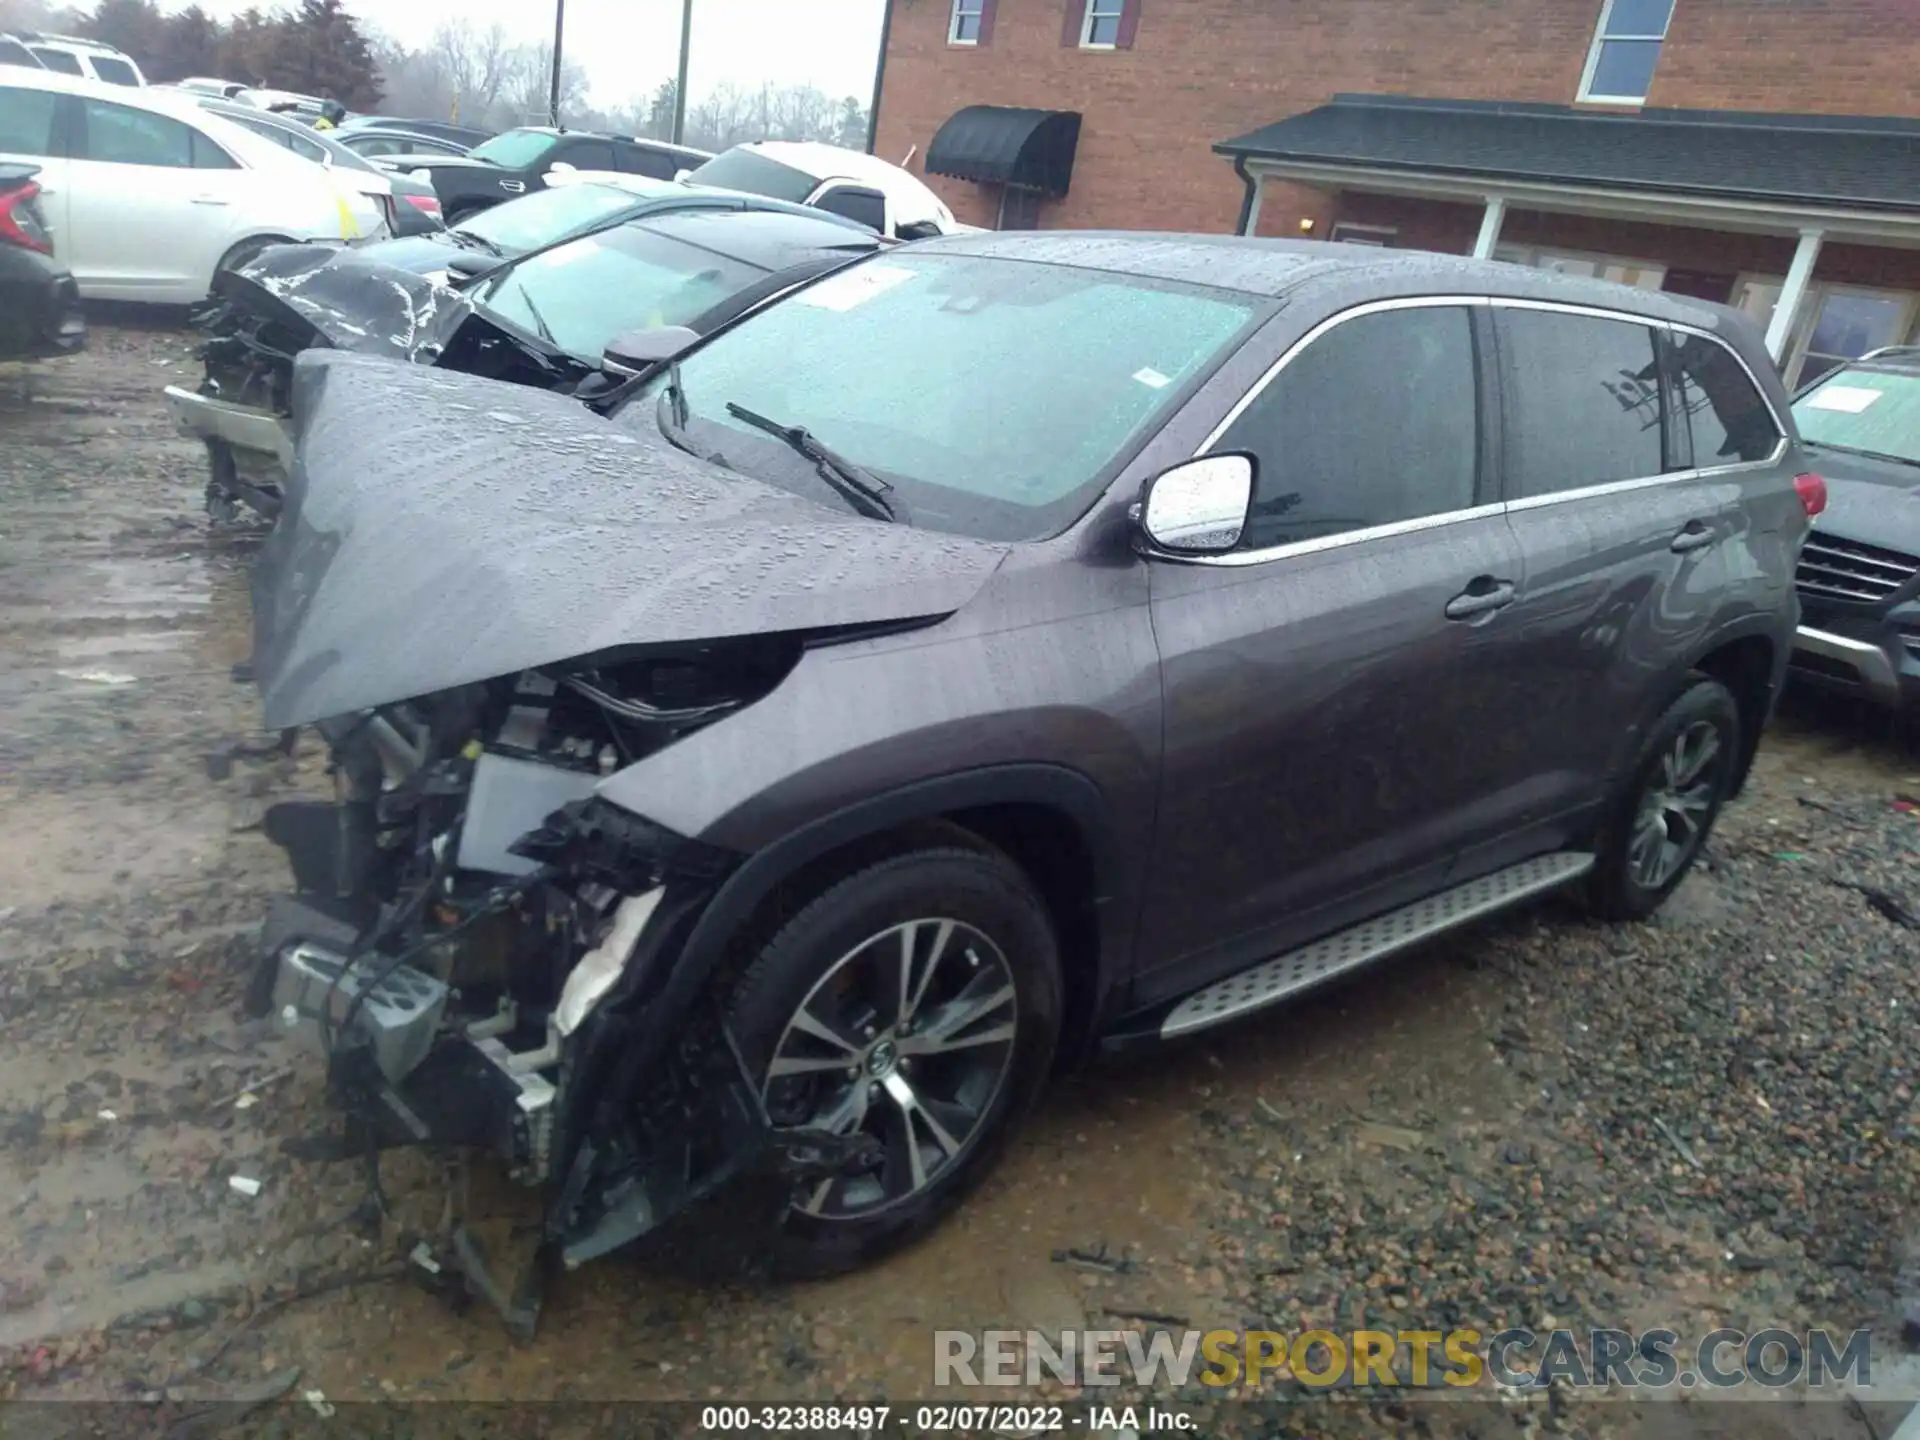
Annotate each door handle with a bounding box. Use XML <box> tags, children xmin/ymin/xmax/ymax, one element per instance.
<box><xmin>190</xmin><ymin>194</ymin><xmax>229</xmax><ymax>206</ymax></box>
<box><xmin>498</xmin><ymin>179</ymin><xmax>525</xmax><ymax>193</ymax></box>
<box><xmin>1444</xmin><ymin>577</ymin><xmax>1516</xmax><ymax>620</ymax></box>
<box><xmin>1670</xmin><ymin>522</ymin><xmax>1716</xmax><ymax>554</ymax></box>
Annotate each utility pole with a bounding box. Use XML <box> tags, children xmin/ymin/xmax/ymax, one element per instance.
<box><xmin>670</xmin><ymin>0</ymin><xmax>692</xmax><ymax>144</ymax></box>
<box><xmin>548</xmin><ymin>0</ymin><xmax>565</xmax><ymax>127</ymax></box>
<box><xmin>866</xmin><ymin>0</ymin><xmax>893</xmax><ymax>154</ymax></box>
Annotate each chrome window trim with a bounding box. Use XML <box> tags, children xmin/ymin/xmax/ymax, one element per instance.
<box><xmin>1171</xmin><ymin>292</ymin><xmax>1788</xmax><ymax>569</ymax></box>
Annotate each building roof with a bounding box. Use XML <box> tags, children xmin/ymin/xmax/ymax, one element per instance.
<box><xmin>1217</xmin><ymin>94</ymin><xmax>1920</xmax><ymax>212</ymax></box>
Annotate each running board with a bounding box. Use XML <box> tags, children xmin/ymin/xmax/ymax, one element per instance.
<box><xmin>1160</xmin><ymin>852</ymin><xmax>1595</xmax><ymax>1039</ymax></box>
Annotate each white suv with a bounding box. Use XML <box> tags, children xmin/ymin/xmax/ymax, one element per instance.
<box><xmin>13</xmin><ymin>33</ymin><xmax>144</xmax><ymax>86</ymax></box>
<box><xmin>0</xmin><ymin>69</ymin><xmax>389</xmax><ymax>302</ymax></box>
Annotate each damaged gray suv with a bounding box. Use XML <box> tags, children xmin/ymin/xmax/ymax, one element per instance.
<box><xmin>245</xmin><ymin>234</ymin><xmax>1816</xmax><ymax>1333</ymax></box>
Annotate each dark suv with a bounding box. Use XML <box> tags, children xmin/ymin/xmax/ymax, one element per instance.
<box><xmin>242</xmin><ymin>235</ymin><xmax>1814</xmax><ymax>1333</ymax></box>
<box><xmin>1782</xmin><ymin>346</ymin><xmax>1920</xmax><ymax>709</ymax></box>
<box><xmin>405</xmin><ymin>126</ymin><xmax>712</xmax><ymax>224</ymax></box>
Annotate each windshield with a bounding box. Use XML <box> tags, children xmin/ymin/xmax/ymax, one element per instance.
<box><xmin>638</xmin><ymin>253</ymin><xmax>1260</xmax><ymax>541</ymax></box>
<box><xmin>469</xmin><ymin>129</ymin><xmax>556</xmax><ymax>168</ymax></box>
<box><xmin>458</xmin><ymin>183</ymin><xmax>642</xmax><ymax>253</ymax></box>
<box><xmin>686</xmin><ymin>147</ymin><xmax>816</xmax><ymax>203</ymax></box>
<box><xmin>473</xmin><ymin>222</ymin><xmax>766</xmax><ymax>360</ymax></box>
<box><xmin>1792</xmin><ymin>367</ymin><xmax>1920</xmax><ymax>466</ymax></box>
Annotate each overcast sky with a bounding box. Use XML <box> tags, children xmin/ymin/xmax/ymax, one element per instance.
<box><xmin>163</xmin><ymin>0</ymin><xmax>887</xmax><ymax>111</ymax></box>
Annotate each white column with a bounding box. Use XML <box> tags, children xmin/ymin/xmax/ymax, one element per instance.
<box><xmin>1241</xmin><ymin>173</ymin><xmax>1266</xmax><ymax>237</ymax></box>
<box><xmin>1766</xmin><ymin>228</ymin><xmax>1825</xmax><ymax>363</ymax></box>
<box><xmin>1471</xmin><ymin>196</ymin><xmax>1508</xmax><ymax>259</ymax></box>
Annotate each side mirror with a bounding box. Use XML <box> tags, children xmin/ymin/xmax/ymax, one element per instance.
<box><xmin>674</xmin><ymin>168</ymin><xmax>693</xmax><ymax>182</ymax></box>
<box><xmin>545</xmin><ymin>161</ymin><xmax>576</xmax><ymax>181</ymax></box>
<box><xmin>444</xmin><ymin>252</ymin><xmax>501</xmax><ymax>280</ymax></box>
<box><xmin>1137</xmin><ymin>454</ymin><xmax>1255</xmax><ymax>554</ymax></box>
<box><xmin>602</xmin><ymin>324</ymin><xmax>700</xmax><ymax>375</ymax></box>
<box><xmin>896</xmin><ymin>220</ymin><xmax>943</xmax><ymax>241</ymax></box>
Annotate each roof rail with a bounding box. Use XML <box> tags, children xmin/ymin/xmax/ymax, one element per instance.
<box><xmin>1858</xmin><ymin>344</ymin><xmax>1920</xmax><ymax>363</ymax></box>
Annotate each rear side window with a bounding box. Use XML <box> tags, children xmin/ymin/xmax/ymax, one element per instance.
<box><xmin>30</xmin><ymin>47</ymin><xmax>82</xmax><ymax>75</ymax></box>
<box><xmin>1667</xmin><ymin>332</ymin><xmax>1780</xmax><ymax>466</ymax></box>
<box><xmin>1222</xmin><ymin>305</ymin><xmax>1480</xmax><ymax>548</ymax></box>
<box><xmin>1497</xmin><ymin>309</ymin><xmax>1666</xmax><ymax>498</ymax></box>
<box><xmin>90</xmin><ymin>56</ymin><xmax>139</xmax><ymax>86</ymax></box>
<box><xmin>615</xmin><ymin>144</ymin><xmax>677</xmax><ymax>179</ymax></box>
<box><xmin>0</xmin><ymin>85</ymin><xmax>59</xmax><ymax>154</ymax></box>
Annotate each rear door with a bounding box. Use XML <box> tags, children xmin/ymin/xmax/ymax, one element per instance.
<box><xmin>0</xmin><ymin>84</ymin><xmax>69</xmax><ymax>253</ymax></box>
<box><xmin>613</xmin><ymin>142</ymin><xmax>677</xmax><ymax>180</ymax></box>
<box><xmin>1138</xmin><ymin>299</ymin><xmax>1528</xmax><ymax>999</ymax></box>
<box><xmin>1487</xmin><ymin>302</ymin><xmax>1786</xmax><ymax>846</ymax></box>
<box><xmin>67</xmin><ymin>96</ymin><xmax>240</xmax><ymax>298</ymax></box>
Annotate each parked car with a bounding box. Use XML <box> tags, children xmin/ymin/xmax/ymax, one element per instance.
<box><xmin>197</xmin><ymin>97</ymin><xmax>443</xmax><ymax>237</ymax></box>
<box><xmin>334</xmin><ymin>114</ymin><xmax>494</xmax><ymax>148</ymax></box>
<box><xmin>0</xmin><ymin>162</ymin><xmax>83</xmax><ymax>359</ymax></box>
<box><xmin>408</xmin><ymin>127</ymin><xmax>712</xmax><ymax>225</ymax></box>
<box><xmin>9</xmin><ymin>32</ymin><xmax>143</xmax><ymax>85</ymax></box>
<box><xmin>173</xmin><ymin>77</ymin><xmax>249</xmax><ymax>99</ymax></box>
<box><xmin>168</xmin><ymin>205</ymin><xmax>886</xmax><ymax>519</ymax></box>
<box><xmin>338</xmin><ymin>126</ymin><xmax>471</xmax><ymax>161</ymax></box>
<box><xmin>0</xmin><ymin>70</ymin><xmax>388</xmax><ymax>303</ymax></box>
<box><xmin>684</xmin><ymin>140</ymin><xmax>970</xmax><ymax>238</ymax></box>
<box><xmin>1783</xmin><ymin>345</ymin><xmax>1920</xmax><ymax>711</ymax></box>
<box><xmin>0</xmin><ymin>33</ymin><xmax>47</xmax><ymax>69</ymax></box>
<box><xmin>235</xmin><ymin>236</ymin><xmax>1816</xmax><ymax>1331</ymax></box>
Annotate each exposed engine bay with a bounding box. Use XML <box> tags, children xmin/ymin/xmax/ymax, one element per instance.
<box><xmin>246</xmin><ymin>634</ymin><xmax>877</xmax><ymax>1335</ymax></box>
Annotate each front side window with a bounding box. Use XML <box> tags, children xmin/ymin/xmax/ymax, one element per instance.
<box><xmin>472</xmin><ymin>221</ymin><xmax>766</xmax><ymax>360</ymax></box>
<box><xmin>457</xmin><ymin>182</ymin><xmax>643</xmax><ymax>252</ymax></box>
<box><xmin>1668</xmin><ymin>333</ymin><xmax>1781</xmax><ymax>466</ymax></box>
<box><xmin>814</xmin><ymin>185</ymin><xmax>886</xmax><ymax>232</ymax></box>
<box><xmin>1081</xmin><ymin>0</ymin><xmax>1125</xmax><ymax>47</ymax></box>
<box><xmin>0</xmin><ymin>85</ymin><xmax>59</xmax><ymax>155</ymax></box>
<box><xmin>635</xmin><ymin>253</ymin><xmax>1259</xmax><ymax>541</ymax></box>
<box><xmin>1498</xmin><ymin>309</ymin><xmax>1666</xmax><ymax>498</ymax></box>
<box><xmin>1578</xmin><ymin>0</ymin><xmax>1674</xmax><ymax>104</ymax></box>
<box><xmin>1792</xmin><ymin>367</ymin><xmax>1920</xmax><ymax>469</ymax></box>
<box><xmin>950</xmin><ymin>0</ymin><xmax>986</xmax><ymax>43</ymax></box>
<box><xmin>81</xmin><ymin>99</ymin><xmax>194</xmax><ymax>167</ymax></box>
<box><xmin>1222</xmin><ymin>306</ymin><xmax>1479</xmax><ymax>549</ymax></box>
<box><xmin>469</xmin><ymin>129</ymin><xmax>558</xmax><ymax>169</ymax></box>
<box><xmin>30</xmin><ymin>47</ymin><xmax>83</xmax><ymax>75</ymax></box>
<box><xmin>557</xmin><ymin>138</ymin><xmax>615</xmax><ymax>171</ymax></box>
<box><xmin>89</xmin><ymin>56</ymin><xmax>139</xmax><ymax>86</ymax></box>
<box><xmin>685</xmin><ymin>147</ymin><xmax>817</xmax><ymax>204</ymax></box>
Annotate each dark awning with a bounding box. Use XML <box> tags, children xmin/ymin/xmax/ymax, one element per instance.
<box><xmin>927</xmin><ymin>106</ymin><xmax>1081</xmax><ymax>197</ymax></box>
<box><xmin>1216</xmin><ymin>94</ymin><xmax>1920</xmax><ymax>212</ymax></box>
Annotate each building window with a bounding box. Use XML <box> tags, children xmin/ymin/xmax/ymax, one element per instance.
<box><xmin>949</xmin><ymin>0</ymin><xmax>986</xmax><ymax>45</ymax></box>
<box><xmin>1494</xmin><ymin>244</ymin><xmax>1666</xmax><ymax>291</ymax></box>
<box><xmin>1577</xmin><ymin>0</ymin><xmax>1674</xmax><ymax>105</ymax></box>
<box><xmin>1797</xmin><ymin>288</ymin><xmax>1918</xmax><ymax>386</ymax></box>
<box><xmin>1329</xmin><ymin>223</ymin><xmax>1395</xmax><ymax>247</ymax></box>
<box><xmin>1081</xmin><ymin>0</ymin><xmax>1125</xmax><ymax>48</ymax></box>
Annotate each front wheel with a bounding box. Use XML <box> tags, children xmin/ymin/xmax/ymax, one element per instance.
<box><xmin>1588</xmin><ymin>675</ymin><xmax>1741</xmax><ymax>921</ymax></box>
<box><xmin>726</xmin><ymin>844</ymin><xmax>1063</xmax><ymax>1278</ymax></box>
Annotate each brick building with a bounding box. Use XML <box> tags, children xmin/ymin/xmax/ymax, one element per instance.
<box><xmin>870</xmin><ymin>0</ymin><xmax>1920</xmax><ymax>386</ymax></box>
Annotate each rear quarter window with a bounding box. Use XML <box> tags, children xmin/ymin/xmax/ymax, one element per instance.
<box><xmin>1668</xmin><ymin>333</ymin><xmax>1781</xmax><ymax>466</ymax></box>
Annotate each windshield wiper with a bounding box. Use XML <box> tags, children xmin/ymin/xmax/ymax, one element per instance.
<box><xmin>450</xmin><ymin>229</ymin><xmax>503</xmax><ymax>256</ymax></box>
<box><xmin>1802</xmin><ymin>438</ymin><xmax>1920</xmax><ymax>471</ymax></box>
<box><xmin>514</xmin><ymin>285</ymin><xmax>557</xmax><ymax>345</ymax></box>
<box><xmin>723</xmin><ymin>401</ymin><xmax>896</xmax><ymax>522</ymax></box>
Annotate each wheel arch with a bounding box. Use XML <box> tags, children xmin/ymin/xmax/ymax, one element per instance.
<box><xmin>671</xmin><ymin>764</ymin><xmax>1131</xmax><ymax>1069</ymax></box>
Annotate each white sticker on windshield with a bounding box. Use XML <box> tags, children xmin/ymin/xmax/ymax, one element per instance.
<box><xmin>1806</xmin><ymin>385</ymin><xmax>1885</xmax><ymax>414</ymax></box>
<box><xmin>794</xmin><ymin>263</ymin><xmax>916</xmax><ymax>311</ymax></box>
<box><xmin>1133</xmin><ymin>367</ymin><xmax>1172</xmax><ymax>389</ymax></box>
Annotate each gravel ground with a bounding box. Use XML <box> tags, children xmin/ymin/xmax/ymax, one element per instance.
<box><xmin>1</xmin><ymin>325</ymin><xmax>1916</xmax><ymax>1439</ymax></box>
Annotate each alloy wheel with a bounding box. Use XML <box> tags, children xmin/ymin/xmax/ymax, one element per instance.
<box><xmin>760</xmin><ymin>917</ymin><xmax>1019</xmax><ymax>1220</ymax></box>
<box><xmin>1628</xmin><ymin>719</ymin><xmax>1723</xmax><ymax>890</ymax></box>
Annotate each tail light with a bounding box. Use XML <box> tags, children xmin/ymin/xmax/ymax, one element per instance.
<box><xmin>401</xmin><ymin>193</ymin><xmax>442</xmax><ymax>216</ymax></box>
<box><xmin>0</xmin><ymin>180</ymin><xmax>53</xmax><ymax>255</ymax></box>
<box><xmin>1794</xmin><ymin>472</ymin><xmax>1828</xmax><ymax>519</ymax></box>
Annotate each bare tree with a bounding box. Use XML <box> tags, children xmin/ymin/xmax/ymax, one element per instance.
<box><xmin>430</xmin><ymin>19</ymin><xmax>514</xmax><ymax>119</ymax></box>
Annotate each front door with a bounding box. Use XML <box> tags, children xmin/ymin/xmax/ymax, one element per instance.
<box><xmin>1137</xmin><ymin>301</ymin><xmax>1528</xmax><ymax>1001</ymax></box>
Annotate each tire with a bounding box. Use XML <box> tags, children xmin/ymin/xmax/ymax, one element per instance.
<box><xmin>1587</xmin><ymin>674</ymin><xmax>1741</xmax><ymax>922</ymax></box>
<box><xmin>725</xmin><ymin>844</ymin><xmax>1063</xmax><ymax>1278</ymax></box>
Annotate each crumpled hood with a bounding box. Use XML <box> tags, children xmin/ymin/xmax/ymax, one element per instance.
<box><xmin>1808</xmin><ymin>448</ymin><xmax>1920</xmax><ymax>559</ymax></box>
<box><xmin>216</xmin><ymin>243</ymin><xmax>474</xmax><ymax>362</ymax></box>
<box><xmin>251</xmin><ymin>351</ymin><xmax>1012</xmax><ymax>729</ymax></box>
